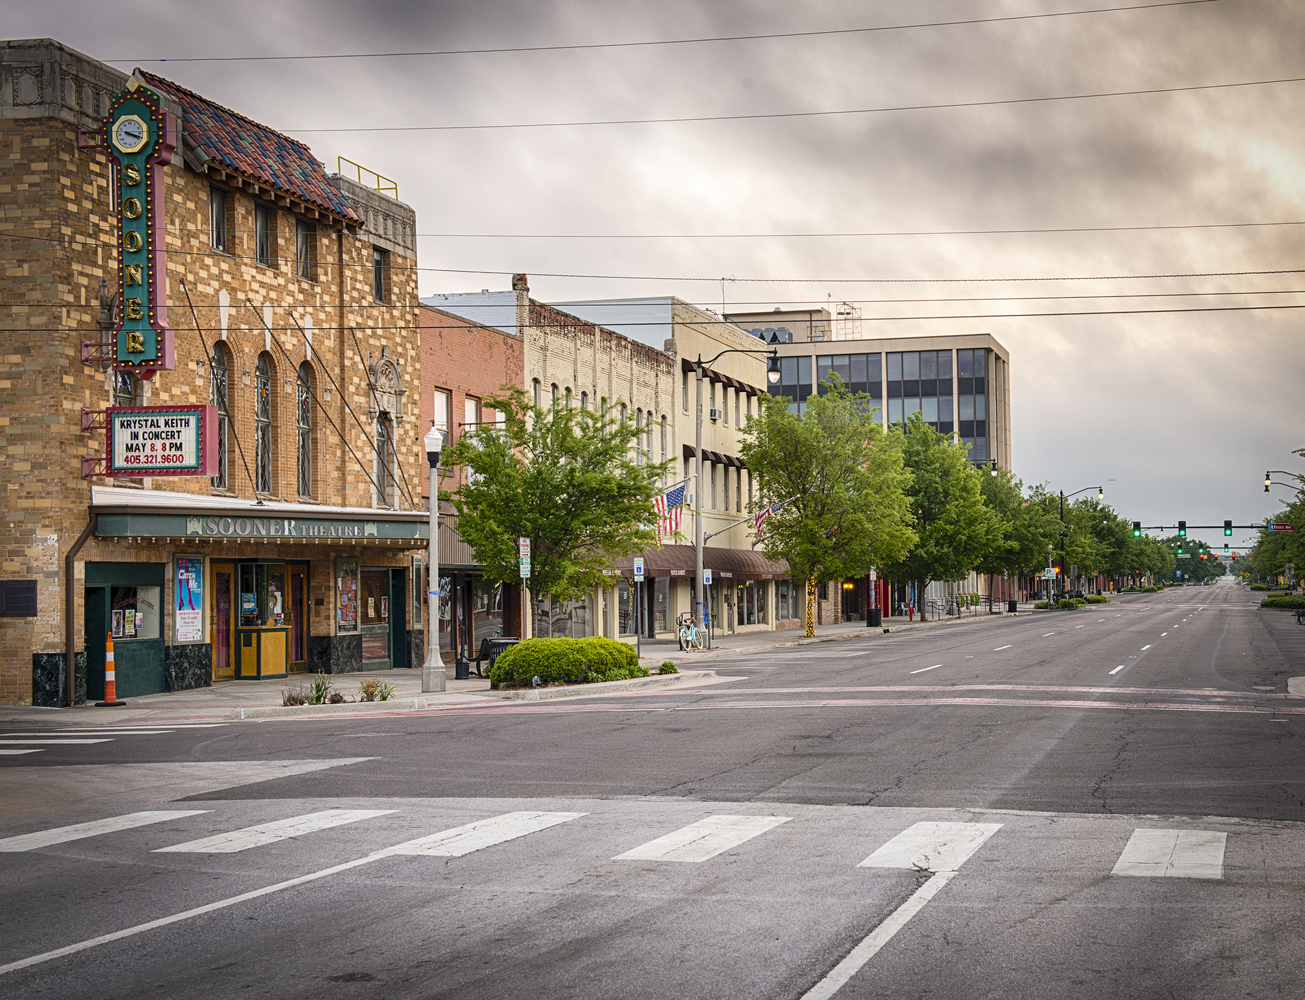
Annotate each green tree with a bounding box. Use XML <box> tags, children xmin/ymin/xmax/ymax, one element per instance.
<box><xmin>976</xmin><ymin>469</ymin><xmax>1058</xmax><ymax>593</ymax></box>
<box><xmin>739</xmin><ymin>379</ymin><xmax>916</xmax><ymax>636</ymax></box>
<box><xmin>884</xmin><ymin>413</ymin><xmax>1004</xmax><ymax>619</ymax></box>
<box><xmin>443</xmin><ymin>386</ymin><xmax>669</xmax><ymax>625</ymax></box>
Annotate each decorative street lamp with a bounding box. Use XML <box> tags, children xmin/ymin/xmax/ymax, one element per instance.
<box><xmin>422</xmin><ymin>422</ymin><xmax>446</xmax><ymax>693</ymax></box>
<box><xmin>1058</xmin><ymin>485</ymin><xmax>1103</xmax><ymax>597</ymax></box>
<box><xmin>692</xmin><ymin>347</ymin><xmax>780</xmax><ymax>648</ymax></box>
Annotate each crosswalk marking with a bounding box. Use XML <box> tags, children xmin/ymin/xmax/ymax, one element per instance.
<box><xmin>155</xmin><ymin>809</ymin><xmax>396</xmax><ymax>853</ymax></box>
<box><xmin>0</xmin><ymin>739</ymin><xmax>112</xmax><ymax>745</ymax></box>
<box><xmin>386</xmin><ymin>811</ymin><xmax>585</xmax><ymax>857</ymax></box>
<box><xmin>614</xmin><ymin>814</ymin><xmax>791</xmax><ymax>863</ymax></box>
<box><xmin>0</xmin><ymin>730</ymin><xmax>175</xmax><ymax>737</ymax></box>
<box><xmin>0</xmin><ymin>748</ymin><xmax>43</xmax><ymax>755</ymax></box>
<box><xmin>0</xmin><ymin>811</ymin><xmax>210</xmax><ymax>853</ymax></box>
<box><xmin>805</xmin><ymin>822</ymin><xmax>1002</xmax><ymax>999</ymax></box>
<box><xmin>1112</xmin><ymin>828</ymin><xmax>1226</xmax><ymax>879</ymax></box>
<box><xmin>858</xmin><ymin>820</ymin><xmax>1003</xmax><ymax>873</ymax></box>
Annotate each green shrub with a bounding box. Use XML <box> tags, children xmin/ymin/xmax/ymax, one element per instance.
<box><xmin>489</xmin><ymin>637</ymin><xmax>650</xmax><ymax>689</ymax></box>
<box><xmin>358</xmin><ymin>678</ymin><xmax>395</xmax><ymax>702</ymax></box>
<box><xmin>1034</xmin><ymin>600</ymin><xmax>1050</xmax><ymax>609</ymax></box>
<box><xmin>1249</xmin><ymin>583</ymin><xmax>1269</xmax><ymax>591</ymax></box>
<box><xmin>1260</xmin><ymin>595</ymin><xmax>1305</xmax><ymax>609</ymax></box>
<box><xmin>659</xmin><ymin>661</ymin><xmax>679</xmax><ymax>675</ymax></box>
<box><xmin>1085</xmin><ymin>595</ymin><xmax>1110</xmax><ymax>604</ymax></box>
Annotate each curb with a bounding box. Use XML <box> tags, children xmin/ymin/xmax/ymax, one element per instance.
<box><xmin>226</xmin><ymin>696</ymin><xmax>482</xmax><ymax>720</ymax></box>
<box><xmin>486</xmin><ymin>670</ymin><xmax>717</xmax><ymax>701</ymax></box>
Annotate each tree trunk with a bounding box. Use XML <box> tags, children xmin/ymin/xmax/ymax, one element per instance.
<box><xmin>805</xmin><ymin>576</ymin><xmax>816</xmax><ymax>637</ymax></box>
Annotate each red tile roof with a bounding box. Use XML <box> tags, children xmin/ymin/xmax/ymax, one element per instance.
<box><xmin>138</xmin><ymin>70</ymin><xmax>359</xmax><ymax>224</ymax></box>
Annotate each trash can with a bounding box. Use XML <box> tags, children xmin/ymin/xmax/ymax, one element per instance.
<box><xmin>1007</xmin><ymin>600</ymin><xmax>1018</xmax><ymax>614</ymax></box>
<box><xmin>866</xmin><ymin>608</ymin><xmax>882</xmax><ymax>627</ymax></box>
<box><xmin>454</xmin><ymin>656</ymin><xmax>470</xmax><ymax>680</ymax></box>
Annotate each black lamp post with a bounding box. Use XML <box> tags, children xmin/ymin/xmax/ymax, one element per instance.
<box><xmin>1058</xmin><ymin>485</ymin><xmax>1103</xmax><ymax>597</ymax></box>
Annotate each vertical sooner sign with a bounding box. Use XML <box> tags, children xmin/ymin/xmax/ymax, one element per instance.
<box><xmin>103</xmin><ymin>75</ymin><xmax>176</xmax><ymax>378</ymax></box>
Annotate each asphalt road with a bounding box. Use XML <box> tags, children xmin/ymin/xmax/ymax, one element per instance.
<box><xmin>2</xmin><ymin>581</ymin><xmax>1303</xmax><ymax>999</ymax></box>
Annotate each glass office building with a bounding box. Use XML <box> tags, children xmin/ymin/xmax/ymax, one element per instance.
<box><xmin>752</xmin><ymin>328</ymin><xmax>1011</xmax><ymax>470</ymax></box>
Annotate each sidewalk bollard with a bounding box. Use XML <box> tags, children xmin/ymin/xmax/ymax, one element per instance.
<box><xmin>96</xmin><ymin>636</ymin><xmax>126</xmax><ymax>707</ymax></box>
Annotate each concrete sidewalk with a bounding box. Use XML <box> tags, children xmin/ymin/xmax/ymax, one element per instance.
<box><xmin>1</xmin><ymin>603</ymin><xmax>1037</xmax><ymax>726</ymax></box>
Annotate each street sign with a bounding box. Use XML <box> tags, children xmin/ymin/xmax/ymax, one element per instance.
<box><xmin>703</xmin><ymin>568</ymin><xmax>713</xmax><ymax>585</ymax></box>
<box><xmin>633</xmin><ymin>557</ymin><xmax>644</xmax><ymax>581</ymax></box>
<box><xmin>519</xmin><ymin>557</ymin><xmax>530</xmax><ymax>579</ymax></box>
<box><xmin>869</xmin><ymin>570</ymin><xmax>877</xmax><ymax>582</ymax></box>
<box><xmin>1041</xmin><ymin>569</ymin><xmax>1057</xmax><ymax>580</ymax></box>
<box><xmin>1177</xmin><ymin>553</ymin><xmax>1191</xmax><ymax>558</ymax></box>
<box><xmin>518</xmin><ymin>537</ymin><xmax>531</xmax><ymax>557</ymax></box>
<box><xmin>1069</xmin><ymin>564</ymin><xmax>1078</xmax><ymax>578</ymax></box>
<box><xmin>1269</xmin><ymin>523</ymin><xmax>1296</xmax><ymax>531</ymax></box>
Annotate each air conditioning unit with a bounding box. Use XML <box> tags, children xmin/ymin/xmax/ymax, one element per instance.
<box><xmin>709</xmin><ymin>408</ymin><xmax>723</xmax><ymax>422</ymax></box>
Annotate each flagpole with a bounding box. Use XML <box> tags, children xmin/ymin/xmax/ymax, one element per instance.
<box><xmin>695</xmin><ymin>358</ymin><xmax>706</xmax><ymax>648</ymax></box>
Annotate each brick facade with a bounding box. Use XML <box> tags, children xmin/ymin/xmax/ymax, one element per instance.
<box><xmin>0</xmin><ymin>39</ymin><xmax>424</xmax><ymax>704</ymax></box>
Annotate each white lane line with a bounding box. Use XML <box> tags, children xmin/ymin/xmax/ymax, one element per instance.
<box><xmin>1109</xmin><ymin>665</ymin><xmax>1126</xmax><ymax>675</ymax></box>
<box><xmin>615</xmin><ymin>814</ymin><xmax>790</xmax><ymax>863</ymax></box>
<box><xmin>1075</xmin><ymin>625</ymin><xmax>1085</xmax><ymax>628</ymax></box>
<box><xmin>0</xmin><ymin>731</ymin><xmax>173</xmax><ymax>737</ymax></box>
<box><xmin>0</xmin><ymin>810</ymin><xmax>586</xmax><ymax>976</ymax></box>
<box><xmin>390</xmin><ymin>810</ymin><xmax>585</xmax><ymax>857</ymax></box>
<box><xmin>0</xmin><ymin>810</ymin><xmax>209</xmax><ymax>853</ymax></box>
<box><xmin>0</xmin><ymin>739</ymin><xmax>112</xmax><ymax>745</ymax></box>
<box><xmin>1161</xmin><ymin>632</ymin><xmax>1168</xmax><ymax>636</ymax></box>
<box><xmin>0</xmin><ymin>749</ymin><xmax>43</xmax><ymax>755</ymax></box>
<box><xmin>1098</xmin><ymin>619</ymin><xmax>1105</xmax><ymax>622</ymax></box>
<box><xmin>994</xmin><ymin>645</ymin><xmax>1012</xmax><ymax>651</ymax></box>
<box><xmin>154</xmin><ymin>809</ymin><xmax>395</xmax><ymax>854</ymax></box>
<box><xmin>1112</xmin><ymin>829</ymin><xmax>1226</xmax><ymax>879</ymax></box>
<box><xmin>802</xmin><ymin>822</ymin><xmax>1001</xmax><ymax>1000</ymax></box>
<box><xmin>1141</xmin><ymin>645</ymin><xmax>1152</xmax><ymax>651</ymax></box>
<box><xmin>1042</xmin><ymin>632</ymin><xmax>1056</xmax><ymax>637</ymax></box>
<box><xmin>909</xmin><ymin>664</ymin><xmax>943</xmax><ymax>675</ymax></box>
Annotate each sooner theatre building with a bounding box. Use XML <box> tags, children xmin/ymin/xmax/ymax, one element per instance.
<box><xmin>0</xmin><ymin>39</ymin><xmax>426</xmax><ymax>706</ymax></box>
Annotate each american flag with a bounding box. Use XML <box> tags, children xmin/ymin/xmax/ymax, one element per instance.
<box><xmin>754</xmin><ymin>498</ymin><xmax>791</xmax><ymax>540</ymax></box>
<box><xmin>654</xmin><ymin>483</ymin><xmax>686</xmax><ymax>540</ymax></box>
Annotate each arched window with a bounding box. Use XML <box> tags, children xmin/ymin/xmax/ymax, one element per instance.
<box><xmin>580</xmin><ymin>391</ymin><xmax>588</xmax><ymax>410</ymax></box>
<box><xmin>619</xmin><ymin>403</ymin><xmax>626</xmax><ymax>425</ymax></box>
<box><xmin>114</xmin><ymin>370</ymin><xmax>136</xmax><ymax>408</ymax></box>
<box><xmin>375</xmin><ymin>413</ymin><xmax>394</xmax><ymax>507</ymax></box>
<box><xmin>660</xmin><ymin>415</ymin><xmax>667</xmax><ymax>466</ymax></box>
<box><xmin>551</xmin><ymin>383</ymin><xmax>559</xmax><ymax>405</ymax></box>
<box><xmin>634</xmin><ymin>410</ymin><xmax>643</xmax><ymax>464</ymax></box>
<box><xmin>532</xmin><ymin>379</ymin><xmax>541</xmax><ymax>407</ymax></box>
<box><xmin>296</xmin><ymin>362</ymin><xmax>312</xmax><ymax>498</ymax></box>
<box><xmin>565</xmin><ymin>387</ymin><xmax>572</xmax><ymax>409</ymax></box>
<box><xmin>210</xmin><ymin>343</ymin><xmax>230</xmax><ymax>490</ymax></box>
<box><xmin>254</xmin><ymin>352</ymin><xmax>273</xmax><ymax>494</ymax></box>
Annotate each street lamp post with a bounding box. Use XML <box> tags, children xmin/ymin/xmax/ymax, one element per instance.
<box><xmin>1059</xmin><ymin>485</ymin><xmax>1103</xmax><ymax>597</ymax></box>
<box><xmin>693</xmin><ymin>347</ymin><xmax>780</xmax><ymax>648</ymax></box>
<box><xmin>422</xmin><ymin>423</ymin><xmax>446</xmax><ymax>693</ymax></box>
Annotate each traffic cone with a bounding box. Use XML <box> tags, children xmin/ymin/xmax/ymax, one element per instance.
<box><xmin>96</xmin><ymin>636</ymin><xmax>126</xmax><ymax>706</ymax></box>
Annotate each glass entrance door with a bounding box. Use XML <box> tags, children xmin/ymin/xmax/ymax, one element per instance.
<box><xmin>289</xmin><ymin>566</ymin><xmax>307</xmax><ymax>672</ymax></box>
<box><xmin>211</xmin><ymin>562</ymin><xmax>235</xmax><ymax>680</ymax></box>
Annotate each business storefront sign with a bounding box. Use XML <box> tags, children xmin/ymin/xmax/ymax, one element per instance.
<box><xmin>101</xmin><ymin>76</ymin><xmax>176</xmax><ymax>378</ymax></box>
<box><xmin>107</xmin><ymin>406</ymin><xmax>217</xmax><ymax>477</ymax></box>
<box><xmin>96</xmin><ymin>511</ymin><xmax>427</xmax><ymax>541</ymax></box>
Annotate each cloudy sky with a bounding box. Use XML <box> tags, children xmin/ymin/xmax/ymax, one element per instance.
<box><xmin>14</xmin><ymin>0</ymin><xmax>1303</xmax><ymax>545</ymax></box>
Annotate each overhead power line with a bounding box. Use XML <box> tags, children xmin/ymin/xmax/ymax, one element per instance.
<box><xmin>112</xmin><ymin>2</ymin><xmax>1218</xmax><ymax>63</ymax></box>
<box><xmin>413</xmin><ymin>221</ymin><xmax>1305</xmax><ymax>238</ymax></box>
<box><xmin>282</xmin><ymin>75</ymin><xmax>1305</xmax><ymax>133</ymax></box>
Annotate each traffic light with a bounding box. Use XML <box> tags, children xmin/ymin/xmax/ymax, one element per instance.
<box><xmin>1178</xmin><ymin>521</ymin><xmax>1187</xmax><ymax>537</ymax></box>
<box><xmin>1176</xmin><ymin>545</ymin><xmax>1183</xmax><ymax>554</ymax></box>
<box><xmin>1132</xmin><ymin>521</ymin><xmax>1142</xmax><ymax>537</ymax></box>
<box><xmin>1224</xmin><ymin>520</ymin><xmax>1233</xmax><ymax>536</ymax></box>
<box><xmin>1265</xmin><ymin>472</ymin><xmax>1272</xmax><ymax>494</ymax></box>
<box><xmin>1224</xmin><ymin>544</ymin><xmax>1229</xmax><ymax>554</ymax></box>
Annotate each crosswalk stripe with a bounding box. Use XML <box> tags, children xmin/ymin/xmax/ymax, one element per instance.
<box><xmin>806</xmin><ymin>822</ymin><xmax>1002</xmax><ymax>999</ymax></box>
<box><xmin>154</xmin><ymin>809</ymin><xmax>396</xmax><ymax>853</ymax></box>
<box><xmin>614</xmin><ymin>814</ymin><xmax>791</xmax><ymax>863</ymax></box>
<box><xmin>858</xmin><ymin>820</ymin><xmax>1003</xmax><ymax>873</ymax></box>
<box><xmin>386</xmin><ymin>811</ymin><xmax>586</xmax><ymax>857</ymax></box>
<box><xmin>1112</xmin><ymin>828</ymin><xmax>1226</xmax><ymax>879</ymax></box>
<box><xmin>0</xmin><ymin>811</ymin><xmax>210</xmax><ymax>853</ymax></box>
<box><xmin>0</xmin><ymin>749</ymin><xmax>43</xmax><ymax>755</ymax></box>
<box><xmin>0</xmin><ymin>739</ymin><xmax>112</xmax><ymax>745</ymax></box>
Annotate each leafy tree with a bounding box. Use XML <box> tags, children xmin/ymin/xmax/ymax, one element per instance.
<box><xmin>976</xmin><ymin>469</ymin><xmax>1058</xmax><ymax>593</ymax></box>
<box><xmin>443</xmin><ymin>386</ymin><xmax>668</xmax><ymax>627</ymax></box>
<box><xmin>740</xmin><ymin>378</ymin><xmax>916</xmax><ymax>636</ymax></box>
<box><xmin>884</xmin><ymin>413</ymin><xmax>1004</xmax><ymax>618</ymax></box>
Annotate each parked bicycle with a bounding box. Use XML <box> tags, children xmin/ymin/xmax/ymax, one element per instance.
<box><xmin>677</xmin><ymin>613</ymin><xmax>704</xmax><ymax>651</ymax></box>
